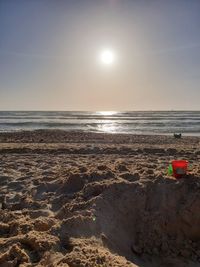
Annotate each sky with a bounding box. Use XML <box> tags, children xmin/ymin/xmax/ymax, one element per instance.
<box><xmin>0</xmin><ymin>0</ymin><xmax>200</xmax><ymax>111</ymax></box>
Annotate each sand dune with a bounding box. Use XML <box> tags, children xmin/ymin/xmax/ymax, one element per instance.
<box><xmin>0</xmin><ymin>130</ymin><xmax>200</xmax><ymax>266</ymax></box>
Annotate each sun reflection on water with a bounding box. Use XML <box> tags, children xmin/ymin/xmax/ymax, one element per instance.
<box><xmin>97</xmin><ymin>111</ymin><xmax>117</xmax><ymax>116</ymax></box>
<box><xmin>97</xmin><ymin>123</ymin><xmax>118</xmax><ymax>133</ymax></box>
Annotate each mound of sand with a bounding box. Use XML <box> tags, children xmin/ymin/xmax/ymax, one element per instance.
<box><xmin>58</xmin><ymin>177</ymin><xmax>200</xmax><ymax>265</ymax></box>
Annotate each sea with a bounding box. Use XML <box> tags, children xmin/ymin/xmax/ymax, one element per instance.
<box><xmin>0</xmin><ymin>111</ymin><xmax>199</xmax><ymax>136</ymax></box>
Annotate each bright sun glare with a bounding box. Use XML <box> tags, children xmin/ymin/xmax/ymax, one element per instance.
<box><xmin>100</xmin><ymin>50</ymin><xmax>115</xmax><ymax>65</ymax></box>
<box><xmin>99</xmin><ymin>111</ymin><xmax>117</xmax><ymax>116</ymax></box>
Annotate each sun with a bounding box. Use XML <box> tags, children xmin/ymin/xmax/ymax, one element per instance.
<box><xmin>100</xmin><ymin>50</ymin><xmax>115</xmax><ymax>65</ymax></box>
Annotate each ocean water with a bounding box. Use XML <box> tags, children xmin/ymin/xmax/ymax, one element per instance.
<box><xmin>0</xmin><ymin>111</ymin><xmax>199</xmax><ymax>136</ymax></box>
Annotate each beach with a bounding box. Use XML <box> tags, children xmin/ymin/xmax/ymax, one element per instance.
<box><xmin>0</xmin><ymin>130</ymin><xmax>200</xmax><ymax>267</ymax></box>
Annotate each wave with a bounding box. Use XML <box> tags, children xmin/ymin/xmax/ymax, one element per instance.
<box><xmin>0</xmin><ymin>111</ymin><xmax>199</xmax><ymax>135</ymax></box>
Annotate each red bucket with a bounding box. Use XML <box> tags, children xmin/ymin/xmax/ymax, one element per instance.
<box><xmin>171</xmin><ymin>160</ymin><xmax>188</xmax><ymax>179</ymax></box>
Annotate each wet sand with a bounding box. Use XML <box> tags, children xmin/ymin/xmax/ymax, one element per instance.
<box><xmin>0</xmin><ymin>130</ymin><xmax>200</xmax><ymax>267</ymax></box>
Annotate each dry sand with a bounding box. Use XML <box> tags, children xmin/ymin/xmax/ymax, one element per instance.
<box><xmin>0</xmin><ymin>130</ymin><xmax>200</xmax><ymax>267</ymax></box>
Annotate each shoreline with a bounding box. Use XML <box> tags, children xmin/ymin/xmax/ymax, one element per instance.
<box><xmin>0</xmin><ymin>129</ymin><xmax>200</xmax><ymax>143</ymax></box>
<box><xmin>0</xmin><ymin>128</ymin><xmax>200</xmax><ymax>138</ymax></box>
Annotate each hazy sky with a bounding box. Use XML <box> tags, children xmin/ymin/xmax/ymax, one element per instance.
<box><xmin>0</xmin><ymin>0</ymin><xmax>200</xmax><ymax>110</ymax></box>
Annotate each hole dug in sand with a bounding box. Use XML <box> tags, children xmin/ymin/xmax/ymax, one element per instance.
<box><xmin>59</xmin><ymin>178</ymin><xmax>200</xmax><ymax>266</ymax></box>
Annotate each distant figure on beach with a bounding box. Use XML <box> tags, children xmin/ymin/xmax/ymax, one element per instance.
<box><xmin>174</xmin><ymin>133</ymin><xmax>182</xmax><ymax>139</ymax></box>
